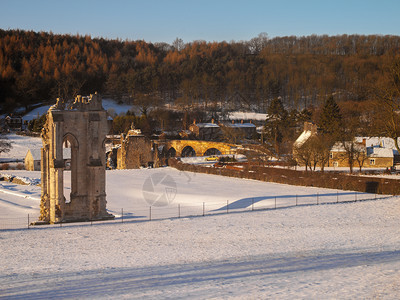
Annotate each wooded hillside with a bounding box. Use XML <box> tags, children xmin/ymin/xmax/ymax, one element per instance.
<box><xmin>1</xmin><ymin>29</ymin><xmax>399</xmax><ymax>113</ymax></box>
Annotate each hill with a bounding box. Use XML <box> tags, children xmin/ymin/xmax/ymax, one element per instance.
<box><xmin>1</xmin><ymin>29</ymin><xmax>400</xmax><ymax>113</ymax></box>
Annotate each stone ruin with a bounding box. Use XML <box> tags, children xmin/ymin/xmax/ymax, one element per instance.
<box><xmin>39</xmin><ymin>93</ymin><xmax>114</xmax><ymax>223</ymax></box>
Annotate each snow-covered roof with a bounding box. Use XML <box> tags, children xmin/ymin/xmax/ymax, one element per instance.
<box><xmin>331</xmin><ymin>141</ymin><xmax>365</xmax><ymax>153</ymax></box>
<box><xmin>27</xmin><ymin>149</ymin><xmax>42</xmax><ymax>161</ymax></box>
<box><xmin>26</xmin><ymin>148</ymin><xmax>71</xmax><ymax>161</ymax></box>
<box><xmin>293</xmin><ymin>130</ymin><xmax>313</xmax><ymax>147</ymax></box>
<box><xmin>367</xmin><ymin>146</ymin><xmax>394</xmax><ymax>158</ymax></box>
<box><xmin>225</xmin><ymin>123</ymin><xmax>256</xmax><ymax>128</ymax></box>
<box><xmin>196</xmin><ymin>123</ymin><xmax>220</xmax><ymax>128</ymax></box>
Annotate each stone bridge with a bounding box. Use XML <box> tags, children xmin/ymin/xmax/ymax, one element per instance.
<box><xmin>157</xmin><ymin>140</ymin><xmax>238</xmax><ymax>157</ymax></box>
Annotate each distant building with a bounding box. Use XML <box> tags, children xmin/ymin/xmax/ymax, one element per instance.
<box><xmin>25</xmin><ymin>148</ymin><xmax>71</xmax><ymax>171</ymax></box>
<box><xmin>293</xmin><ymin>122</ymin><xmax>318</xmax><ymax>149</ymax></box>
<box><xmin>189</xmin><ymin>120</ymin><xmax>221</xmax><ymax>141</ymax></box>
<box><xmin>221</xmin><ymin>120</ymin><xmax>257</xmax><ymax>140</ymax></box>
<box><xmin>330</xmin><ymin>141</ymin><xmax>395</xmax><ymax>168</ymax></box>
<box><xmin>5</xmin><ymin>115</ymin><xmax>23</xmax><ymax>131</ymax></box>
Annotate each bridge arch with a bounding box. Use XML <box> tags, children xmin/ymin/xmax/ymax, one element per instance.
<box><xmin>181</xmin><ymin>145</ymin><xmax>196</xmax><ymax>157</ymax></box>
<box><xmin>204</xmin><ymin>148</ymin><xmax>222</xmax><ymax>156</ymax></box>
<box><xmin>166</xmin><ymin>147</ymin><xmax>177</xmax><ymax>158</ymax></box>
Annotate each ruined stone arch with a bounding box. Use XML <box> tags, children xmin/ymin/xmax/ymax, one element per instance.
<box><xmin>63</xmin><ymin>133</ymin><xmax>79</xmax><ymax>199</ymax></box>
<box><xmin>204</xmin><ymin>148</ymin><xmax>222</xmax><ymax>156</ymax></box>
<box><xmin>39</xmin><ymin>93</ymin><xmax>114</xmax><ymax>224</ymax></box>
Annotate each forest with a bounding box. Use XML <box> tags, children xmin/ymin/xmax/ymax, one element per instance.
<box><xmin>1</xmin><ymin>29</ymin><xmax>400</xmax><ymax>114</ymax></box>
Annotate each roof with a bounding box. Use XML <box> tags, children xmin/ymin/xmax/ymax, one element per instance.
<box><xmin>27</xmin><ymin>149</ymin><xmax>42</xmax><ymax>161</ymax></box>
<box><xmin>331</xmin><ymin>141</ymin><xmax>365</xmax><ymax>153</ymax></box>
<box><xmin>293</xmin><ymin>130</ymin><xmax>313</xmax><ymax>147</ymax></box>
<box><xmin>367</xmin><ymin>146</ymin><xmax>394</xmax><ymax>158</ymax></box>
<box><xmin>195</xmin><ymin>123</ymin><xmax>220</xmax><ymax>128</ymax></box>
<box><xmin>225</xmin><ymin>123</ymin><xmax>256</xmax><ymax>128</ymax></box>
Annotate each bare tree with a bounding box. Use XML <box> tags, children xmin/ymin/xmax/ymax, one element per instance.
<box><xmin>133</xmin><ymin>93</ymin><xmax>161</xmax><ymax>117</ymax></box>
<box><xmin>0</xmin><ymin>135</ymin><xmax>12</xmax><ymax>154</ymax></box>
<box><xmin>373</xmin><ymin>59</ymin><xmax>400</xmax><ymax>153</ymax></box>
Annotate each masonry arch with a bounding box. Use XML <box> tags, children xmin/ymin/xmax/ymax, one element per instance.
<box><xmin>181</xmin><ymin>145</ymin><xmax>196</xmax><ymax>157</ymax></box>
<box><xmin>204</xmin><ymin>148</ymin><xmax>222</xmax><ymax>156</ymax></box>
<box><xmin>63</xmin><ymin>133</ymin><xmax>78</xmax><ymax>203</ymax></box>
<box><xmin>39</xmin><ymin>93</ymin><xmax>114</xmax><ymax>224</ymax></box>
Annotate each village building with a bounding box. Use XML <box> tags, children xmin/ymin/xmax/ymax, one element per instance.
<box><xmin>329</xmin><ymin>141</ymin><xmax>395</xmax><ymax>168</ymax></box>
<box><xmin>4</xmin><ymin>115</ymin><xmax>23</xmax><ymax>131</ymax></box>
<box><xmin>293</xmin><ymin>122</ymin><xmax>397</xmax><ymax>169</ymax></box>
<box><xmin>221</xmin><ymin>120</ymin><xmax>257</xmax><ymax>140</ymax></box>
<box><xmin>25</xmin><ymin>148</ymin><xmax>71</xmax><ymax>171</ymax></box>
<box><xmin>293</xmin><ymin>122</ymin><xmax>318</xmax><ymax>149</ymax></box>
<box><xmin>189</xmin><ymin>120</ymin><xmax>221</xmax><ymax>141</ymax></box>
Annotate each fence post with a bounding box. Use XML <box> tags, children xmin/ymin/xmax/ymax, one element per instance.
<box><xmin>317</xmin><ymin>193</ymin><xmax>319</xmax><ymax>205</ymax></box>
<box><xmin>337</xmin><ymin>191</ymin><xmax>339</xmax><ymax>203</ymax></box>
<box><xmin>296</xmin><ymin>194</ymin><xmax>298</xmax><ymax>206</ymax></box>
<box><xmin>149</xmin><ymin>206</ymin><xmax>152</xmax><ymax>221</ymax></box>
<box><xmin>355</xmin><ymin>192</ymin><xmax>357</xmax><ymax>201</ymax></box>
<box><xmin>121</xmin><ymin>208</ymin><xmax>124</xmax><ymax>223</ymax></box>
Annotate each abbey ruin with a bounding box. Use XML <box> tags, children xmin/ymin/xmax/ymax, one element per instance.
<box><xmin>39</xmin><ymin>93</ymin><xmax>114</xmax><ymax>223</ymax></box>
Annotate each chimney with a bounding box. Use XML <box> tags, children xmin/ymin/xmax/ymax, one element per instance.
<box><xmin>362</xmin><ymin>138</ymin><xmax>366</xmax><ymax>146</ymax></box>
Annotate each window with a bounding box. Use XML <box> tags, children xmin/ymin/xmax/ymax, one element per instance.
<box><xmin>329</xmin><ymin>153</ymin><xmax>333</xmax><ymax>159</ymax></box>
<box><xmin>369</xmin><ymin>159</ymin><xmax>375</xmax><ymax>165</ymax></box>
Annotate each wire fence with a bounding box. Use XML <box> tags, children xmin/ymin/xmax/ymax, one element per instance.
<box><xmin>0</xmin><ymin>191</ymin><xmax>390</xmax><ymax>230</ymax></box>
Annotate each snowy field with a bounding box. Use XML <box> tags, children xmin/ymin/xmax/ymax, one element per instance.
<box><xmin>1</xmin><ymin>129</ymin><xmax>400</xmax><ymax>298</ymax></box>
<box><xmin>1</xmin><ymin>167</ymin><xmax>400</xmax><ymax>298</ymax></box>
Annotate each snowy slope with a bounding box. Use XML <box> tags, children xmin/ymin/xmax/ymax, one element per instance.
<box><xmin>0</xmin><ymin>195</ymin><xmax>399</xmax><ymax>299</ymax></box>
<box><xmin>0</xmin><ymin>134</ymin><xmax>42</xmax><ymax>162</ymax></box>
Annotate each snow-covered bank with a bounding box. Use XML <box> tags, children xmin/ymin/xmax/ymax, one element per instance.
<box><xmin>1</xmin><ymin>197</ymin><xmax>399</xmax><ymax>299</ymax></box>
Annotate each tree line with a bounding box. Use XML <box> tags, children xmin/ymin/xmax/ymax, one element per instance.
<box><xmin>1</xmin><ymin>29</ymin><xmax>400</xmax><ymax>113</ymax></box>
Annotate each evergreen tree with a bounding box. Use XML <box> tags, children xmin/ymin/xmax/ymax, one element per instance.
<box><xmin>264</xmin><ymin>97</ymin><xmax>289</xmax><ymax>156</ymax></box>
<box><xmin>318</xmin><ymin>96</ymin><xmax>342</xmax><ymax>137</ymax></box>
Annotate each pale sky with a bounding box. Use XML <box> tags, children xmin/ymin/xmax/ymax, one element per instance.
<box><xmin>1</xmin><ymin>0</ymin><xmax>399</xmax><ymax>43</ymax></box>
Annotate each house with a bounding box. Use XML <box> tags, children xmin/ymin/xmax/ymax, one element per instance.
<box><xmin>219</xmin><ymin>120</ymin><xmax>257</xmax><ymax>142</ymax></box>
<box><xmin>25</xmin><ymin>148</ymin><xmax>71</xmax><ymax>171</ymax></box>
<box><xmin>329</xmin><ymin>140</ymin><xmax>395</xmax><ymax>168</ymax></box>
<box><xmin>293</xmin><ymin>122</ymin><xmax>318</xmax><ymax>149</ymax></box>
<box><xmin>189</xmin><ymin>120</ymin><xmax>221</xmax><ymax>141</ymax></box>
<box><xmin>5</xmin><ymin>115</ymin><xmax>23</xmax><ymax>131</ymax></box>
<box><xmin>24</xmin><ymin>149</ymin><xmax>42</xmax><ymax>171</ymax></box>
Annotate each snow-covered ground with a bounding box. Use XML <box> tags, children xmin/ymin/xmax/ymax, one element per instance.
<box><xmin>0</xmin><ymin>133</ymin><xmax>42</xmax><ymax>163</ymax></box>
<box><xmin>0</xmin><ymin>168</ymin><xmax>399</xmax><ymax>298</ymax></box>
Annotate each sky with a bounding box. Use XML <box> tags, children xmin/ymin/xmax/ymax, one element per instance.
<box><xmin>1</xmin><ymin>0</ymin><xmax>399</xmax><ymax>44</ymax></box>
